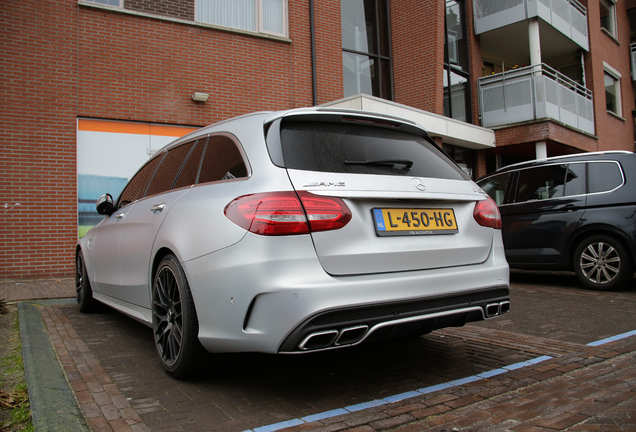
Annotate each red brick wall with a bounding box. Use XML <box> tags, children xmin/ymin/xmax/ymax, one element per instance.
<box><xmin>0</xmin><ymin>0</ymin><xmax>332</xmax><ymax>279</ymax></box>
<box><xmin>493</xmin><ymin>121</ymin><xmax>598</xmax><ymax>151</ymax></box>
<box><xmin>392</xmin><ymin>0</ymin><xmax>444</xmax><ymax>113</ymax></box>
<box><xmin>1</xmin><ymin>0</ymin><xmax>79</xmax><ymax>279</ymax></box>
<box><xmin>584</xmin><ymin>0</ymin><xmax>635</xmax><ymax>152</ymax></box>
<box><xmin>77</xmin><ymin>3</ymin><xmax>326</xmax><ymax>124</ymax></box>
<box><xmin>312</xmin><ymin>2</ymin><xmax>343</xmax><ymax>104</ymax></box>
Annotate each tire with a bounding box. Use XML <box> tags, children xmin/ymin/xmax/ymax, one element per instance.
<box><xmin>152</xmin><ymin>254</ymin><xmax>203</xmax><ymax>378</ymax></box>
<box><xmin>76</xmin><ymin>251</ymin><xmax>95</xmax><ymax>313</ymax></box>
<box><xmin>573</xmin><ymin>235</ymin><xmax>634</xmax><ymax>291</ymax></box>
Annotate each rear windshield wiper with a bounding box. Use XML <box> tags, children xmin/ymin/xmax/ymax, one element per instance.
<box><xmin>344</xmin><ymin>159</ymin><xmax>413</xmax><ymax>170</ymax></box>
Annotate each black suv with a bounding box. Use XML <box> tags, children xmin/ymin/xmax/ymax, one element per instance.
<box><xmin>477</xmin><ymin>151</ymin><xmax>636</xmax><ymax>291</ymax></box>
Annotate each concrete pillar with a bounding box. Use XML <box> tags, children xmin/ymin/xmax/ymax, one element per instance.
<box><xmin>536</xmin><ymin>141</ymin><xmax>547</xmax><ymax>159</ymax></box>
<box><xmin>528</xmin><ymin>18</ymin><xmax>541</xmax><ymax>66</ymax></box>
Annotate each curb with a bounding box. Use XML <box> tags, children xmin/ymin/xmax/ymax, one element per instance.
<box><xmin>19</xmin><ymin>300</ymin><xmax>90</xmax><ymax>432</ymax></box>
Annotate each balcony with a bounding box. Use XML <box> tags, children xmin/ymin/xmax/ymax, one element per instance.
<box><xmin>473</xmin><ymin>0</ymin><xmax>588</xmax><ymax>51</ymax></box>
<box><xmin>478</xmin><ymin>64</ymin><xmax>594</xmax><ymax>135</ymax></box>
<box><xmin>631</xmin><ymin>43</ymin><xmax>636</xmax><ymax>81</ymax></box>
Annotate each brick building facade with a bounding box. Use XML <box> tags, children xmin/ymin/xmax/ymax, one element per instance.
<box><xmin>1</xmin><ymin>0</ymin><xmax>635</xmax><ymax>280</ymax></box>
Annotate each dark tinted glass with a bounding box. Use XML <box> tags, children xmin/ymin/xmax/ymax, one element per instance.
<box><xmin>280</xmin><ymin>121</ymin><xmax>467</xmax><ymax>180</ymax></box>
<box><xmin>478</xmin><ymin>172</ymin><xmax>511</xmax><ymax>205</ymax></box>
<box><xmin>198</xmin><ymin>135</ymin><xmax>247</xmax><ymax>184</ymax></box>
<box><xmin>145</xmin><ymin>141</ymin><xmax>196</xmax><ymax>197</ymax></box>
<box><xmin>589</xmin><ymin>161</ymin><xmax>623</xmax><ymax>193</ymax></box>
<box><xmin>174</xmin><ymin>138</ymin><xmax>207</xmax><ymax>189</ymax></box>
<box><xmin>119</xmin><ymin>156</ymin><xmax>162</xmax><ymax>207</ymax></box>
<box><xmin>514</xmin><ymin>165</ymin><xmax>568</xmax><ymax>203</ymax></box>
<box><xmin>563</xmin><ymin>163</ymin><xmax>586</xmax><ymax>197</ymax></box>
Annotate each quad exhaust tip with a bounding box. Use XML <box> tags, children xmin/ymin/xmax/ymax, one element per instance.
<box><xmin>485</xmin><ymin>301</ymin><xmax>510</xmax><ymax>318</ymax></box>
<box><xmin>298</xmin><ymin>301</ymin><xmax>511</xmax><ymax>351</ymax></box>
<box><xmin>298</xmin><ymin>325</ymin><xmax>369</xmax><ymax>351</ymax></box>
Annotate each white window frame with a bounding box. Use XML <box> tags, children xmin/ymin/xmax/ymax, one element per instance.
<box><xmin>603</xmin><ymin>62</ymin><xmax>622</xmax><ymax>117</ymax></box>
<box><xmin>195</xmin><ymin>0</ymin><xmax>288</xmax><ymax>38</ymax></box>
<box><xmin>599</xmin><ymin>0</ymin><xmax>617</xmax><ymax>38</ymax></box>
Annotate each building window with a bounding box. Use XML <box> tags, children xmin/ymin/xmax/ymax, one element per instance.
<box><xmin>600</xmin><ymin>0</ymin><xmax>617</xmax><ymax>38</ymax></box>
<box><xmin>341</xmin><ymin>0</ymin><xmax>393</xmax><ymax>100</ymax></box>
<box><xmin>443</xmin><ymin>0</ymin><xmax>471</xmax><ymax>122</ymax></box>
<box><xmin>86</xmin><ymin>0</ymin><xmax>122</xmax><ymax>6</ymax></box>
<box><xmin>443</xmin><ymin>144</ymin><xmax>474</xmax><ymax>179</ymax></box>
<box><xmin>195</xmin><ymin>0</ymin><xmax>288</xmax><ymax>37</ymax></box>
<box><xmin>604</xmin><ymin>63</ymin><xmax>622</xmax><ymax>116</ymax></box>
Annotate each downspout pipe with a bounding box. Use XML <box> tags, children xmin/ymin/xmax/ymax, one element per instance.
<box><xmin>310</xmin><ymin>0</ymin><xmax>317</xmax><ymax>106</ymax></box>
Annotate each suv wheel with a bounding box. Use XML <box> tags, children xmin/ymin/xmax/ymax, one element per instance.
<box><xmin>152</xmin><ymin>254</ymin><xmax>203</xmax><ymax>378</ymax></box>
<box><xmin>573</xmin><ymin>235</ymin><xmax>634</xmax><ymax>291</ymax></box>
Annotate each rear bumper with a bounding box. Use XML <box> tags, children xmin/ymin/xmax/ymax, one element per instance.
<box><xmin>184</xmin><ymin>231</ymin><xmax>509</xmax><ymax>354</ymax></box>
<box><xmin>280</xmin><ymin>288</ymin><xmax>510</xmax><ymax>352</ymax></box>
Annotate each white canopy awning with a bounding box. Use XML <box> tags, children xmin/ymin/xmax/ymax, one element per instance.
<box><xmin>322</xmin><ymin>95</ymin><xmax>495</xmax><ymax>150</ymax></box>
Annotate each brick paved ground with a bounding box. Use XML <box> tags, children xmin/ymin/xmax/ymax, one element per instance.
<box><xmin>284</xmin><ymin>339</ymin><xmax>636</xmax><ymax>432</ymax></box>
<box><xmin>7</xmin><ymin>273</ymin><xmax>636</xmax><ymax>431</ymax></box>
<box><xmin>0</xmin><ymin>277</ymin><xmax>75</xmax><ymax>302</ymax></box>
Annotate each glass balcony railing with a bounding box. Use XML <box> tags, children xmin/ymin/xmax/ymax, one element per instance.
<box><xmin>631</xmin><ymin>43</ymin><xmax>636</xmax><ymax>81</ymax></box>
<box><xmin>473</xmin><ymin>0</ymin><xmax>588</xmax><ymax>51</ymax></box>
<box><xmin>478</xmin><ymin>64</ymin><xmax>594</xmax><ymax>135</ymax></box>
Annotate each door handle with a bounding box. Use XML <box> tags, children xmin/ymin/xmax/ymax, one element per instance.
<box><xmin>151</xmin><ymin>204</ymin><xmax>166</xmax><ymax>214</ymax></box>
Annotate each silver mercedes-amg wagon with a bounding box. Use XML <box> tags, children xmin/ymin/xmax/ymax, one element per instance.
<box><xmin>76</xmin><ymin>107</ymin><xmax>510</xmax><ymax>378</ymax></box>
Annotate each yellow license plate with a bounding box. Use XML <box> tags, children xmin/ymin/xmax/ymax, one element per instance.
<box><xmin>372</xmin><ymin>208</ymin><xmax>458</xmax><ymax>236</ymax></box>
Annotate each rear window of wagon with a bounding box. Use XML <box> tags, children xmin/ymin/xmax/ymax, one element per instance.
<box><xmin>279</xmin><ymin>121</ymin><xmax>468</xmax><ymax>180</ymax></box>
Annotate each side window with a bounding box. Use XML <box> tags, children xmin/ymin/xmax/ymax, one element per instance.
<box><xmin>563</xmin><ymin>163</ymin><xmax>586</xmax><ymax>197</ymax></box>
<box><xmin>144</xmin><ymin>141</ymin><xmax>196</xmax><ymax>198</ymax></box>
<box><xmin>174</xmin><ymin>137</ymin><xmax>208</xmax><ymax>189</ymax></box>
<box><xmin>514</xmin><ymin>165</ymin><xmax>569</xmax><ymax>203</ymax></box>
<box><xmin>589</xmin><ymin>161</ymin><xmax>623</xmax><ymax>193</ymax></box>
<box><xmin>198</xmin><ymin>135</ymin><xmax>248</xmax><ymax>184</ymax></box>
<box><xmin>478</xmin><ymin>172</ymin><xmax>512</xmax><ymax>206</ymax></box>
<box><xmin>118</xmin><ymin>155</ymin><xmax>163</xmax><ymax>208</ymax></box>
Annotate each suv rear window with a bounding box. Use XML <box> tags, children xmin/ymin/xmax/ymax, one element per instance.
<box><xmin>513</xmin><ymin>164</ymin><xmax>586</xmax><ymax>203</ymax></box>
<box><xmin>588</xmin><ymin>161</ymin><xmax>623</xmax><ymax>193</ymax></box>
<box><xmin>279</xmin><ymin>121</ymin><xmax>467</xmax><ymax>180</ymax></box>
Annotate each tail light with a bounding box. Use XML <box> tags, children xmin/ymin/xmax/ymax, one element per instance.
<box><xmin>225</xmin><ymin>191</ymin><xmax>352</xmax><ymax>236</ymax></box>
<box><xmin>473</xmin><ymin>197</ymin><xmax>502</xmax><ymax>229</ymax></box>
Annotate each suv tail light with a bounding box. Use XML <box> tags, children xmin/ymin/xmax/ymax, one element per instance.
<box><xmin>473</xmin><ymin>197</ymin><xmax>502</xmax><ymax>229</ymax></box>
<box><xmin>225</xmin><ymin>191</ymin><xmax>352</xmax><ymax>236</ymax></box>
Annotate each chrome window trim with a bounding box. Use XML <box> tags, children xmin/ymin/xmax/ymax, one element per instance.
<box><xmin>495</xmin><ymin>159</ymin><xmax>625</xmax><ymax>207</ymax></box>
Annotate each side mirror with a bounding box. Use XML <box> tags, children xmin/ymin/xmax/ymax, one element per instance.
<box><xmin>96</xmin><ymin>193</ymin><xmax>115</xmax><ymax>216</ymax></box>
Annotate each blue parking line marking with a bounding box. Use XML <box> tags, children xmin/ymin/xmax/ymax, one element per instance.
<box><xmin>478</xmin><ymin>368</ymin><xmax>508</xmax><ymax>378</ymax></box>
<box><xmin>587</xmin><ymin>329</ymin><xmax>636</xmax><ymax>347</ymax></box>
<box><xmin>244</xmin><ymin>327</ymin><xmax>636</xmax><ymax>432</ymax></box>
<box><xmin>416</xmin><ymin>382</ymin><xmax>455</xmax><ymax>394</ymax></box>
<box><xmin>301</xmin><ymin>408</ymin><xmax>349</xmax><ymax>423</ymax></box>
<box><xmin>252</xmin><ymin>419</ymin><xmax>304</xmax><ymax>432</ymax></box>
<box><xmin>504</xmin><ymin>361</ymin><xmax>533</xmax><ymax>370</ymax></box>
<box><xmin>526</xmin><ymin>355</ymin><xmax>553</xmax><ymax>364</ymax></box>
<box><xmin>384</xmin><ymin>391</ymin><xmax>421</xmax><ymax>403</ymax></box>
<box><xmin>346</xmin><ymin>399</ymin><xmax>387</xmax><ymax>412</ymax></box>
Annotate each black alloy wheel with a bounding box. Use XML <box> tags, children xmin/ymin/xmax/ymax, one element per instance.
<box><xmin>573</xmin><ymin>235</ymin><xmax>634</xmax><ymax>291</ymax></box>
<box><xmin>152</xmin><ymin>254</ymin><xmax>203</xmax><ymax>378</ymax></box>
<box><xmin>76</xmin><ymin>251</ymin><xmax>94</xmax><ymax>313</ymax></box>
